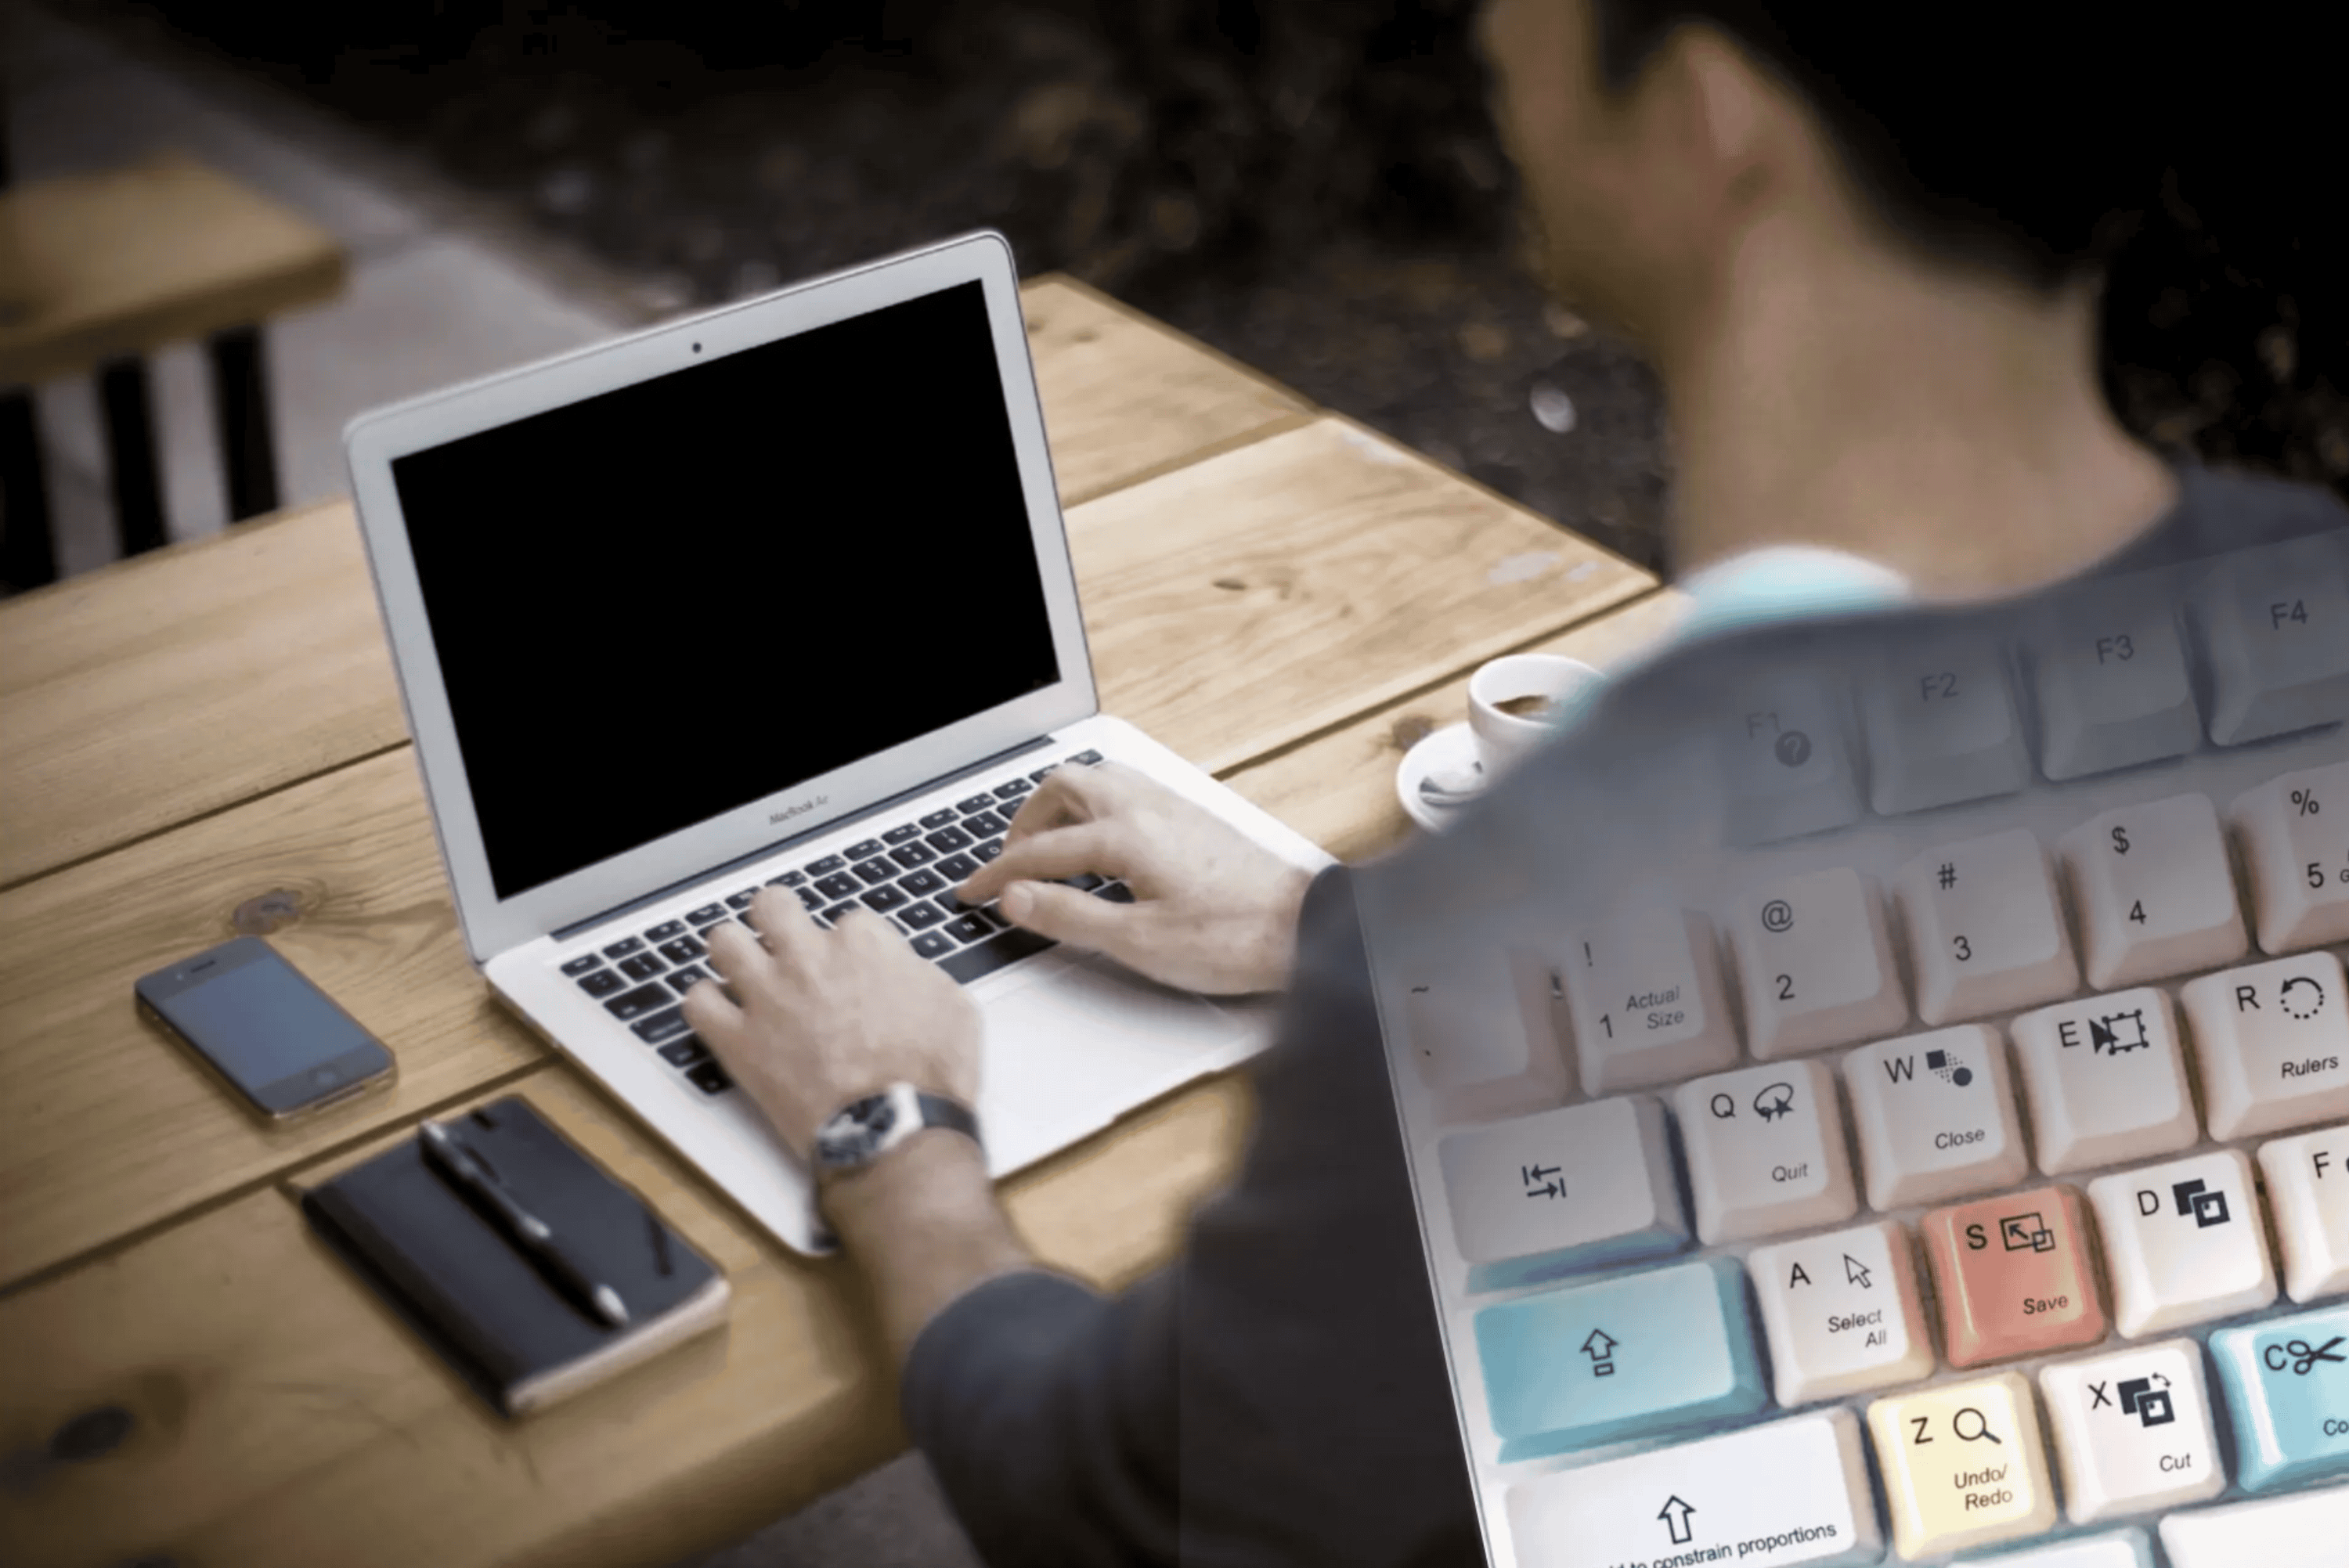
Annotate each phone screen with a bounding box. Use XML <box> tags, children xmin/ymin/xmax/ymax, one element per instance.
<box><xmin>145</xmin><ymin>943</ymin><xmax>392</xmax><ymax>1111</ymax></box>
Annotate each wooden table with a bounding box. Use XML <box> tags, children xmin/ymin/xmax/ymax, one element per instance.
<box><xmin>0</xmin><ymin>276</ymin><xmax>1679</xmax><ymax>1568</ymax></box>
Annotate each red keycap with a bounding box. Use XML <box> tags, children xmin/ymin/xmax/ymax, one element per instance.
<box><xmin>1921</xmin><ymin>1185</ymin><xmax>2106</xmax><ymax>1367</ymax></box>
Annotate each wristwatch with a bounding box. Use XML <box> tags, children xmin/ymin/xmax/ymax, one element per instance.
<box><xmin>811</xmin><ymin>1083</ymin><xmax>982</xmax><ymax>1183</ymax></box>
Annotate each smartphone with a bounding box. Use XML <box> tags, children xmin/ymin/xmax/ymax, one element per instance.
<box><xmin>135</xmin><ymin>937</ymin><xmax>397</xmax><ymax>1122</ymax></box>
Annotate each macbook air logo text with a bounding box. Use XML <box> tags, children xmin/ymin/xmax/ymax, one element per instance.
<box><xmin>770</xmin><ymin>796</ymin><xmax>826</xmax><ymax>825</ymax></box>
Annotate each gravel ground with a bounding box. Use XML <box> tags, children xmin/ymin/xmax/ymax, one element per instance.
<box><xmin>66</xmin><ymin>0</ymin><xmax>2347</xmax><ymax>578</ymax></box>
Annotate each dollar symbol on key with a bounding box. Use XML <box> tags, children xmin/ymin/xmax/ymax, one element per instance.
<box><xmin>2112</xmin><ymin>825</ymin><xmax>2131</xmax><ymax>855</ymax></box>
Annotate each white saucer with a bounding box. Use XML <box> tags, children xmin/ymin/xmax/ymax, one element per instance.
<box><xmin>1395</xmin><ymin>721</ymin><xmax>1492</xmax><ymax>834</ymax></box>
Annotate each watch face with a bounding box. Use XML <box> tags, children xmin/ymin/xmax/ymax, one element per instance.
<box><xmin>817</xmin><ymin>1091</ymin><xmax>897</xmax><ymax>1166</ymax></box>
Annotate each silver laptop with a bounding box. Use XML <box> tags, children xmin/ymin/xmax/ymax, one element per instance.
<box><xmin>344</xmin><ymin>230</ymin><xmax>1333</xmax><ymax>1254</ymax></box>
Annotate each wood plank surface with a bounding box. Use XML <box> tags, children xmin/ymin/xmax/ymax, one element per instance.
<box><xmin>0</xmin><ymin>279</ymin><xmax>1312</xmax><ymax>891</ymax></box>
<box><xmin>1222</xmin><ymin>589</ymin><xmax>1694</xmax><ymax>863</ymax></box>
<box><xmin>1073</xmin><ymin>416</ymin><xmax>1656</xmax><ymax>776</ymax></box>
<box><xmin>0</xmin><ymin>152</ymin><xmax>348</xmax><ymax>385</ymax></box>
<box><xmin>0</xmin><ymin>1063</ymin><xmax>1252</xmax><ymax>1568</ymax></box>
<box><xmin>0</xmin><ymin>749</ymin><xmax>547</xmax><ymax>1291</ymax></box>
<box><xmin>1019</xmin><ymin>275</ymin><xmax>1311</xmax><ymax>507</ymax></box>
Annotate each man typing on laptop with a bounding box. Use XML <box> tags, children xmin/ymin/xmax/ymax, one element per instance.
<box><xmin>680</xmin><ymin>2</ymin><xmax>2340</xmax><ymax>1563</ymax></box>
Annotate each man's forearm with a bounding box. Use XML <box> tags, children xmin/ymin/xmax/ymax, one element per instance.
<box><xmin>821</xmin><ymin>1129</ymin><xmax>1034</xmax><ymax>1368</ymax></box>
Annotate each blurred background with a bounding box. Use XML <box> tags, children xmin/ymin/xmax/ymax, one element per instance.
<box><xmin>8</xmin><ymin>0</ymin><xmax>2344</xmax><ymax>593</ymax></box>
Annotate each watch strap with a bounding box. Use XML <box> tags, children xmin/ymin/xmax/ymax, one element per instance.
<box><xmin>812</xmin><ymin>1083</ymin><xmax>983</xmax><ymax>1181</ymax></box>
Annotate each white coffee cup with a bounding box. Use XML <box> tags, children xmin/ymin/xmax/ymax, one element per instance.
<box><xmin>1467</xmin><ymin>654</ymin><xmax>1606</xmax><ymax>777</ymax></box>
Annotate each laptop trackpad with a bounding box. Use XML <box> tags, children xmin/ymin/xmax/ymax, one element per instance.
<box><xmin>977</xmin><ymin>954</ymin><xmax>1248</xmax><ymax>1170</ymax></box>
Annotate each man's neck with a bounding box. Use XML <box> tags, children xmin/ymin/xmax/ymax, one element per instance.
<box><xmin>1660</xmin><ymin>219</ymin><xmax>2180</xmax><ymax>600</ymax></box>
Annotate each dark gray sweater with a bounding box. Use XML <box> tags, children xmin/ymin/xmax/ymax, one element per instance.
<box><xmin>900</xmin><ymin>460</ymin><xmax>2349</xmax><ymax>1566</ymax></box>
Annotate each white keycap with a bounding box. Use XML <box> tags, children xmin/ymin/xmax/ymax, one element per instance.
<box><xmin>1557</xmin><ymin>908</ymin><xmax>1738</xmax><ymax>1094</ymax></box>
<box><xmin>2030</xmin><ymin>568</ymin><xmax>2200</xmax><ymax>782</ymax></box>
<box><xmin>2160</xmin><ymin>1483</ymin><xmax>2349</xmax><ymax>1568</ymax></box>
<box><xmin>2011</xmin><ymin>988</ymin><xmax>2199</xmax><ymax>1175</ymax></box>
<box><xmin>2087</xmin><ymin>1148</ymin><xmax>2277</xmax><ymax>1337</ymax></box>
<box><xmin>1504</xmin><ymin>1408</ymin><xmax>1880</xmax><ymax>1568</ymax></box>
<box><xmin>2259</xmin><ymin>1125</ymin><xmax>2349</xmax><ymax>1303</ymax></box>
<box><xmin>1862</xmin><ymin>635</ymin><xmax>2031</xmax><ymax>814</ymax></box>
<box><xmin>1748</xmin><ymin>1220</ymin><xmax>1934</xmax><ymax>1404</ymax></box>
<box><xmin>2231</xmin><ymin>760</ymin><xmax>2349</xmax><ymax>954</ymax></box>
<box><xmin>2058</xmin><ymin>793</ymin><xmax>2247</xmax><ymax>989</ymax></box>
<box><xmin>1391</xmin><ymin>943</ymin><xmax>1570</xmax><ymax>1121</ymax></box>
<box><xmin>2040</xmin><ymin>1339</ymin><xmax>2226</xmax><ymax>1523</ymax></box>
<box><xmin>1437</xmin><ymin>1097</ymin><xmax>1688</xmax><ymax>1286</ymax></box>
<box><xmin>2181</xmin><ymin>951</ymin><xmax>2349</xmax><ymax>1139</ymax></box>
<box><xmin>1843</xmin><ymin>1025</ymin><xmax>2029</xmax><ymax>1209</ymax></box>
<box><xmin>1965</xmin><ymin>1530</ymin><xmax>2156</xmax><ymax>1568</ymax></box>
<box><xmin>1897</xmin><ymin>830</ymin><xmax>2079</xmax><ymax>1026</ymax></box>
<box><xmin>1675</xmin><ymin>1059</ymin><xmax>1858</xmax><ymax>1244</ymax></box>
<box><xmin>2193</xmin><ymin>529</ymin><xmax>2349</xmax><ymax>745</ymax></box>
<box><xmin>1730</xmin><ymin>867</ymin><xmax>1908</xmax><ymax>1060</ymax></box>
<box><xmin>1716</xmin><ymin>673</ymin><xmax>1864</xmax><ymax>846</ymax></box>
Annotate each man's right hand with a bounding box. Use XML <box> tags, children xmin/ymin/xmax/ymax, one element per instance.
<box><xmin>954</xmin><ymin>761</ymin><xmax>1314</xmax><ymax>997</ymax></box>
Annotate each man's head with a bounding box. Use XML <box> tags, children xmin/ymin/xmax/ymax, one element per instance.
<box><xmin>1475</xmin><ymin>0</ymin><xmax>2166</xmax><ymax>356</ymax></box>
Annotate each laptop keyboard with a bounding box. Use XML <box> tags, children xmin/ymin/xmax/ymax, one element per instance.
<box><xmin>1365</xmin><ymin>530</ymin><xmax>2349</xmax><ymax>1565</ymax></box>
<box><xmin>553</xmin><ymin>749</ymin><xmax>1113</xmax><ymax>1097</ymax></box>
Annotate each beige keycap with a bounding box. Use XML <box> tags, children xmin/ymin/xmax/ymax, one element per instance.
<box><xmin>2258</xmin><ymin>1124</ymin><xmax>2349</xmax><ymax>1303</ymax></box>
<box><xmin>2231</xmin><ymin>760</ymin><xmax>2349</xmax><ymax>954</ymax></box>
<box><xmin>1867</xmin><ymin>1372</ymin><xmax>2057</xmax><ymax>1559</ymax></box>
<box><xmin>1392</xmin><ymin>943</ymin><xmax>1569</xmax><ymax>1122</ymax></box>
<box><xmin>1843</xmin><ymin>1025</ymin><xmax>2030</xmax><ymax>1209</ymax></box>
<box><xmin>1897</xmin><ymin>829</ymin><xmax>2078</xmax><ymax>1026</ymax></box>
<box><xmin>1557</xmin><ymin>907</ymin><xmax>1738</xmax><ymax>1094</ymax></box>
<box><xmin>2011</xmin><ymin>988</ymin><xmax>2199</xmax><ymax>1175</ymax></box>
<box><xmin>2058</xmin><ymin>793</ymin><xmax>2247</xmax><ymax>989</ymax></box>
<box><xmin>2181</xmin><ymin>951</ymin><xmax>2349</xmax><ymax>1139</ymax></box>
<box><xmin>1674</xmin><ymin>1058</ymin><xmax>1857</xmax><ymax>1244</ymax></box>
<box><xmin>1730</xmin><ymin>866</ymin><xmax>1908</xmax><ymax>1059</ymax></box>
<box><xmin>2039</xmin><ymin>1339</ymin><xmax>2225</xmax><ymax>1523</ymax></box>
<box><xmin>2087</xmin><ymin>1148</ymin><xmax>2277</xmax><ymax>1337</ymax></box>
<box><xmin>1748</xmin><ymin>1219</ymin><xmax>1935</xmax><ymax>1405</ymax></box>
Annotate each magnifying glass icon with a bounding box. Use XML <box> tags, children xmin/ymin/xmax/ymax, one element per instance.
<box><xmin>1953</xmin><ymin>1407</ymin><xmax>2001</xmax><ymax>1444</ymax></box>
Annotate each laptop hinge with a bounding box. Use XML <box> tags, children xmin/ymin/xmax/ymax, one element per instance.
<box><xmin>550</xmin><ymin>734</ymin><xmax>1065</xmax><ymax>942</ymax></box>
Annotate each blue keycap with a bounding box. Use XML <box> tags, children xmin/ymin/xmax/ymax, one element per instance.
<box><xmin>2209</xmin><ymin>1303</ymin><xmax>2349</xmax><ymax>1492</ymax></box>
<box><xmin>1473</xmin><ymin>1255</ymin><xmax>1767</xmax><ymax>1461</ymax></box>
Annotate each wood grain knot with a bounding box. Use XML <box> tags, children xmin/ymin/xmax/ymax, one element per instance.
<box><xmin>232</xmin><ymin>888</ymin><xmax>307</xmax><ymax>935</ymax></box>
<box><xmin>48</xmin><ymin>1404</ymin><xmax>134</xmax><ymax>1463</ymax></box>
<box><xmin>1212</xmin><ymin>578</ymin><xmax>1247</xmax><ymax>591</ymax></box>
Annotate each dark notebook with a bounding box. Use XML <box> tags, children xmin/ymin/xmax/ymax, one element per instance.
<box><xmin>301</xmin><ymin>1095</ymin><xmax>730</xmax><ymax>1416</ymax></box>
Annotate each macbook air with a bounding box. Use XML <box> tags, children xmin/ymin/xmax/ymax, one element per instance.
<box><xmin>344</xmin><ymin>229</ymin><xmax>1332</xmax><ymax>1254</ymax></box>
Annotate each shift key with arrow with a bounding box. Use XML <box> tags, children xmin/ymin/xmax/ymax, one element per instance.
<box><xmin>1506</xmin><ymin>1409</ymin><xmax>1882</xmax><ymax>1567</ymax></box>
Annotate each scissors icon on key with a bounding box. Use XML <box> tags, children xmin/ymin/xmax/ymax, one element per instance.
<box><xmin>2281</xmin><ymin>1336</ymin><xmax>2346</xmax><ymax>1375</ymax></box>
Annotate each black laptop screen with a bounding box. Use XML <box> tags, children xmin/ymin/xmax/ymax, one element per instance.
<box><xmin>392</xmin><ymin>279</ymin><xmax>1063</xmax><ymax>900</ymax></box>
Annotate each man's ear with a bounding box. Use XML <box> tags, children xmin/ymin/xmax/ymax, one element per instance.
<box><xmin>1662</xmin><ymin>25</ymin><xmax>1777</xmax><ymax>208</ymax></box>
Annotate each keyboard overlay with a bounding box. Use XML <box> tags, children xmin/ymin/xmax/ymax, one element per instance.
<box><xmin>550</xmin><ymin>748</ymin><xmax>1117</xmax><ymax>1098</ymax></box>
<box><xmin>1362</xmin><ymin>529</ymin><xmax>2349</xmax><ymax>1566</ymax></box>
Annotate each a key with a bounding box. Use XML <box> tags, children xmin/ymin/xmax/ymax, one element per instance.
<box><xmin>724</xmin><ymin>891</ymin><xmax>755</xmax><ymax>910</ymax></box>
<box><xmin>937</xmin><ymin>927</ymin><xmax>1055</xmax><ymax>985</ymax></box>
<box><xmin>954</xmin><ymin>794</ymin><xmax>998</xmax><ymax>813</ymax></box>
<box><xmin>1713</xmin><ymin>672</ymin><xmax>1864</xmax><ymax>846</ymax></box>
<box><xmin>2160</xmin><ymin>1484</ymin><xmax>2349</xmax><ymax>1568</ymax></box>
<box><xmin>814</xmin><ymin>872</ymin><xmax>861</xmax><ymax>901</ymax></box>
<box><xmin>842</xmin><ymin>838</ymin><xmax>884</xmax><ymax>861</ymax></box>
<box><xmin>657</xmin><ymin>935</ymin><xmax>705</xmax><ymax>964</ymax></box>
<box><xmin>860</xmin><ymin>883</ymin><xmax>909</xmax><ymax>914</ymax></box>
<box><xmin>900</xmin><ymin>900</ymin><xmax>947</xmax><ymax>932</ymax></box>
<box><xmin>1896</xmin><ymin>828</ymin><xmax>2079</xmax><ymax>1025</ymax></box>
<box><xmin>2206</xmin><ymin>1303</ymin><xmax>2349</xmax><ymax>1493</ymax></box>
<box><xmin>617</xmin><ymin>953</ymin><xmax>666</xmax><ymax>982</ymax></box>
<box><xmin>1673</xmin><ymin>1058</ymin><xmax>1857</xmax><ymax>1244</ymax></box>
<box><xmin>803</xmin><ymin>854</ymin><xmax>845</xmax><ymax>877</ymax></box>
<box><xmin>2181</xmin><ymin>952</ymin><xmax>2349</xmax><ymax>1139</ymax></box>
<box><xmin>2259</xmin><ymin>1125</ymin><xmax>2349</xmax><ymax>1302</ymax></box>
<box><xmin>2087</xmin><ymin>1148</ymin><xmax>2275</xmax><ymax>1338</ymax></box>
<box><xmin>1472</xmin><ymin>1256</ymin><xmax>1766</xmax><ymax>1458</ymax></box>
<box><xmin>850</xmin><ymin>858</ymin><xmax>896</xmax><ymax>887</ymax></box>
<box><xmin>1746</xmin><ymin>1219</ymin><xmax>1933</xmax><ymax>1404</ymax></box>
<box><xmin>2028</xmin><ymin>567</ymin><xmax>2202</xmax><ymax>781</ymax></box>
<box><xmin>911</xmin><ymin>930</ymin><xmax>954</xmax><ymax>960</ymax></box>
<box><xmin>663</xmin><ymin>965</ymin><xmax>707</xmax><ymax>996</ymax></box>
<box><xmin>1860</xmin><ymin>635</ymin><xmax>2030</xmax><ymax>815</ymax></box>
<box><xmin>1730</xmin><ymin>867</ymin><xmax>1907</xmax><ymax>1059</ymax></box>
<box><xmin>2231</xmin><ymin>761</ymin><xmax>2349</xmax><ymax>954</ymax></box>
<box><xmin>926</xmin><ymin>824</ymin><xmax>975</xmax><ymax>853</ymax></box>
<box><xmin>919</xmin><ymin>808</ymin><xmax>958</xmax><ymax>830</ymax></box>
<box><xmin>2010</xmin><ymin>988</ymin><xmax>2199</xmax><ymax>1174</ymax></box>
<box><xmin>601</xmin><ymin>936</ymin><xmax>643</xmax><ymax>959</ymax></box>
<box><xmin>882</xmin><ymin>823</ymin><xmax>924</xmax><ymax>844</ymax></box>
<box><xmin>994</xmin><ymin>777</ymin><xmax>1032</xmax><ymax>799</ymax></box>
<box><xmin>962</xmin><ymin>809</ymin><xmax>1009</xmax><ymax>838</ymax></box>
<box><xmin>889</xmin><ymin>841</ymin><xmax>936</xmax><ymax>869</ymax></box>
<box><xmin>575</xmin><ymin>968</ymin><xmax>625</xmax><ymax>998</ymax></box>
<box><xmin>657</xmin><ymin>1036</ymin><xmax>708</xmax><ymax>1067</ymax></box>
<box><xmin>644</xmin><ymin>919</ymin><xmax>686</xmax><ymax>942</ymax></box>
<box><xmin>1921</xmin><ymin>1184</ymin><xmax>2106</xmax><ymax>1366</ymax></box>
<box><xmin>1436</xmin><ymin>1096</ymin><xmax>1687</xmax><ymax>1290</ymax></box>
<box><xmin>1866</xmin><ymin>1371</ymin><xmax>2058</xmax><ymax>1559</ymax></box>
<box><xmin>631</xmin><ymin>1007</ymin><xmax>693</xmax><ymax>1044</ymax></box>
<box><xmin>559</xmin><ymin>953</ymin><xmax>603</xmax><ymax>977</ymax></box>
<box><xmin>1391</xmin><ymin>945</ymin><xmax>1569</xmax><ymax>1121</ymax></box>
<box><xmin>2058</xmin><ymin>793</ymin><xmax>2248</xmax><ymax>989</ymax></box>
<box><xmin>2039</xmin><ymin>1339</ymin><xmax>2226</xmax><ymax>1523</ymax></box>
<box><xmin>1842</xmin><ymin>1025</ymin><xmax>2030</xmax><ymax>1209</ymax></box>
<box><xmin>2192</xmin><ymin>529</ymin><xmax>2349</xmax><ymax>744</ymax></box>
<box><xmin>685</xmin><ymin>903</ymin><xmax>725</xmax><ymax>926</ymax></box>
<box><xmin>685</xmin><ymin>1060</ymin><xmax>731</xmax><ymax>1094</ymax></box>
<box><xmin>1960</xmin><ymin>1533</ymin><xmax>2156</xmax><ymax>1568</ymax></box>
<box><xmin>1556</xmin><ymin>908</ymin><xmax>1737</xmax><ymax>1094</ymax></box>
<box><xmin>1503</xmin><ymin>1408</ymin><xmax>1880</xmax><ymax>1568</ymax></box>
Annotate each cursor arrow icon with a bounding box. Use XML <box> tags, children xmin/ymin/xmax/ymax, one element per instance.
<box><xmin>1658</xmin><ymin>1495</ymin><xmax>1697</xmax><ymax>1546</ymax></box>
<box><xmin>1844</xmin><ymin>1253</ymin><xmax>1873</xmax><ymax>1289</ymax></box>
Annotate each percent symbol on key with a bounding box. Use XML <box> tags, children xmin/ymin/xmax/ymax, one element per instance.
<box><xmin>2292</xmin><ymin>789</ymin><xmax>2320</xmax><ymax>816</ymax></box>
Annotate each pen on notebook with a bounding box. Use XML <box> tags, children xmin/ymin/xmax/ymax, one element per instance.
<box><xmin>418</xmin><ymin>1118</ymin><xmax>630</xmax><ymax>1328</ymax></box>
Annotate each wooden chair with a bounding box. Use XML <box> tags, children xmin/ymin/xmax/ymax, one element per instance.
<box><xmin>0</xmin><ymin>115</ymin><xmax>346</xmax><ymax>590</ymax></box>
